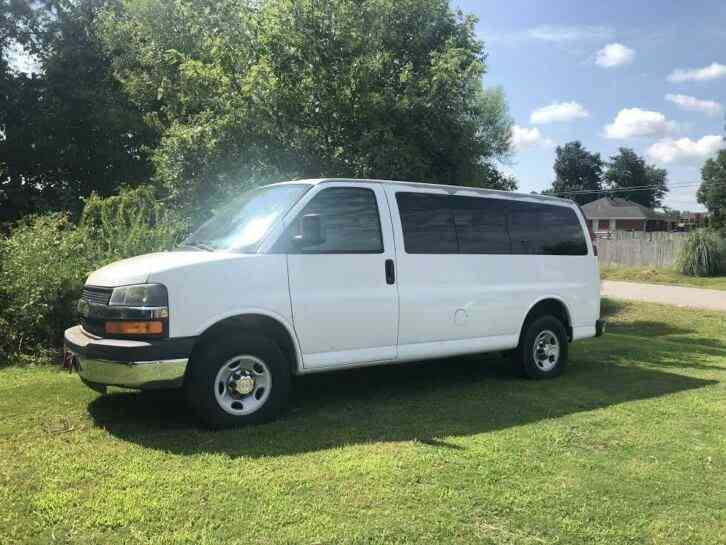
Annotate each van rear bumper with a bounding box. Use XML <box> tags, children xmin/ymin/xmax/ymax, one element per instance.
<box><xmin>63</xmin><ymin>325</ymin><xmax>195</xmax><ymax>391</ymax></box>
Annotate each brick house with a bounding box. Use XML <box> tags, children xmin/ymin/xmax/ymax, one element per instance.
<box><xmin>581</xmin><ymin>197</ymin><xmax>677</xmax><ymax>234</ymax></box>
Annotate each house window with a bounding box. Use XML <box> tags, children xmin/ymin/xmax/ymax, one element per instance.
<box><xmin>598</xmin><ymin>219</ymin><xmax>610</xmax><ymax>231</ymax></box>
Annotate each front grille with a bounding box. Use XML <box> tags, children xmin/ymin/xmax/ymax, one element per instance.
<box><xmin>81</xmin><ymin>286</ymin><xmax>112</xmax><ymax>306</ymax></box>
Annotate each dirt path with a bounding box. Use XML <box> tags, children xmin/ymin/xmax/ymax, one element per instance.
<box><xmin>601</xmin><ymin>280</ymin><xmax>726</xmax><ymax>312</ymax></box>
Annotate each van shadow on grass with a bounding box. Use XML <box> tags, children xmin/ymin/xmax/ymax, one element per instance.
<box><xmin>87</xmin><ymin>339</ymin><xmax>717</xmax><ymax>458</ymax></box>
<box><xmin>601</xmin><ymin>298</ymin><xmax>726</xmax><ymax>351</ymax></box>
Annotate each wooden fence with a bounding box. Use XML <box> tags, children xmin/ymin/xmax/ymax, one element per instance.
<box><xmin>596</xmin><ymin>231</ymin><xmax>687</xmax><ymax>268</ymax></box>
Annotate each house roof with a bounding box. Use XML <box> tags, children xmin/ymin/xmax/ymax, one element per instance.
<box><xmin>581</xmin><ymin>197</ymin><xmax>674</xmax><ymax>220</ymax></box>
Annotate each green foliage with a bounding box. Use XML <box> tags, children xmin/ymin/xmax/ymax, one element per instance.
<box><xmin>675</xmin><ymin>229</ymin><xmax>722</xmax><ymax>277</ymax></box>
<box><xmin>0</xmin><ymin>186</ymin><xmax>187</xmax><ymax>363</ymax></box>
<box><xmin>0</xmin><ymin>0</ymin><xmax>158</xmax><ymax>224</ymax></box>
<box><xmin>80</xmin><ymin>185</ymin><xmax>188</xmax><ymax>262</ymax></box>
<box><xmin>545</xmin><ymin>141</ymin><xmax>604</xmax><ymax>205</ymax></box>
<box><xmin>0</xmin><ymin>214</ymin><xmax>91</xmax><ymax>362</ymax></box>
<box><xmin>99</xmin><ymin>0</ymin><xmax>515</xmax><ymax>218</ymax></box>
<box><xmin>697</xmin><ymin>149</ymin><xmax>726</xmax><ymax>228</ymax></box>
<box><xmin>605</xmin><ymin>148</ymin><xmax>668</xmax><ymax>208</ymax></box>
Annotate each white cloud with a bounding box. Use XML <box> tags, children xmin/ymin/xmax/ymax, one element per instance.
<box><xmin>510</xmin><ymin>125</ymin><xmax>553</xmax><ymax>152</ymax></box>
<box><xmin>665</xmin><ymin>93</ymin><xmax>723</xmax><ymax>117</ymax></box>
<box><xmin>483</xmin><ymin>25</ymin><xmax>614</xmax><ymax>46</ymax></box>
<box><xmin>595</xmin><ymin>43</ymin><xmax>635</xmax><ymax>68</ymax></box>
<box><xmin>604</xmin><ymin>108</ymin><xmax>677</xmax><ymax>139</ymax></box>
<box><xmin>668</xmin><ymin>62</ymin><xmax>726</xmax><ymax>82</ymax></box>
<box><xmin>530</xmin><ymin>101</ymin><xmax>589</xmax><ymax>124</ymax></box>
<box><xmin>647</xmin><ymin>136</ymin><xmax>725</xmax><ymax>164</ymax></box>
<box><xmin>527</xmin><ymin>25</ymin><xmax>614</xmax><ymax>44</ymax></box>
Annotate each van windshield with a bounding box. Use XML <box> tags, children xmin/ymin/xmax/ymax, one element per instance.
<box><xmin>182</xmin><ymin>184</ymin><xmax>311</xmax><ymax>252</ymax></box>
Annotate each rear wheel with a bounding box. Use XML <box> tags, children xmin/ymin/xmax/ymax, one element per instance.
<box><xmin>512</xmin><ymin>316</ymin><xmax>568</xmax><ymax>379</ymax></box>
<box><xmin>185</xmin><ymin>334</ymin><xmax>291</xmax><ymax>428</ymax></box>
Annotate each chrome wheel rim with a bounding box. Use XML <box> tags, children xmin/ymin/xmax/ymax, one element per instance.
<box><xmin>532</xmin><ymin>330</ymin><xmax>560</xmax><ymax>372</ymax></box>
<box><xmin>213</xmin><ymin>355</ymin><xmax>272</xmax><ymax>416</ymax></box>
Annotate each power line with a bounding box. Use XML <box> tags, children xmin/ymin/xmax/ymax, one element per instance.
<box><xmin>550</xmin><ymin>181</ymin><xmax>701</xmax><ymax>196</ymax></box>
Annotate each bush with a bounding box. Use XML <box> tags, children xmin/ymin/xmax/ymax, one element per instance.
<box><xmin>0</xmin><ymin>186</ymin><xmax>188</xmax><ymax>364</ymax></box>
<box><xmin>675</xmin><ymin>229</ymin><xmax>723</xmax><ymax>277</ymax></box>
<box><xmin>80</xmin><ymin>185</ymin><xmax>187</xmax><ymax>263</ymax></box>
<box><xmin>0</xmin><ymin>214</ymin><xmax>92</xmax><ymax>363</ymax></box>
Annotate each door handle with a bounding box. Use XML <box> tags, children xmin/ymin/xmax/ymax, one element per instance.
<box><xmin>385</xmin><ymin>259</ymin><xmax>395</xmax><ymax>285</ymax></box>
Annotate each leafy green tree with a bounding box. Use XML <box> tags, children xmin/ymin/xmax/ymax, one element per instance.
<box><xmin>697</xmin><ymin>149</ymin><xmax>726</xmax><ymax>227</ymax></box>
<box><xmin>0</xmin><ymin>0</ymin><xmax>157</xmax><ymax>225</ymax></box>
<box><xmin>544</xmin><ymin>141</ymin><xmax>603</xmax><ymax>205</ymax></box>
<box><xmin>99</xmin><ymin>0</ymin><xmax>515</xmax><ymax>216</ymax></box>
<box><xmin>604</xmin><ymin>147</ymin><xmax>668</xmax><ymax>208</ymax></box>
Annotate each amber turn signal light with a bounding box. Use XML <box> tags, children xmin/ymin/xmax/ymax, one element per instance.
<box><xmin>105</xmin><ymin>321</ymin><xmax>163</xmax><ymax>335</ymax></box>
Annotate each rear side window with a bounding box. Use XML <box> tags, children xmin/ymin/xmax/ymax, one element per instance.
<box><xmin>451</xmin><ymin>195</ymin><xmax>511</xmax><ymax>254</ymax></box>
<box><xmin>288</xmin><ymin>187</ymin><xmax>383</xmax><ymax>253</ymax></box>
<box><xmin>509</xmin><ymin>202</ymin><xmax>588</xmax><ymax>255</ymax></box>
<box><xmin>396</xmin><ymin>191</ymin><xmax>587</xmax><ymax>256</ymax></box>
<box><xmin>396</xmin><ymin>192</ymin><xmax>510</xmax><ymax>254</ymax></box>
<box><xmin>395</xmin><ymin>192</ymin><xmax>458</xmax><ymax>253</ymax></box>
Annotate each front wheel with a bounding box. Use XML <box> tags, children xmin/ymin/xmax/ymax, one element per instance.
<box><xmin>512</xmin><ymin>316</ymin><xmax>568</xmax><ymax>379</ymax></box>
<box><xmin>185</xmin><ymin>334</ymin><xmax>291</xmax><ymax>428</ymax></box>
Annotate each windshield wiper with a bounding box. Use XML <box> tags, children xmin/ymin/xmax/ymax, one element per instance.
<box><xmin>181</xmin><ymin>241</ymin><xmax>216</xmax><ymax>252</ymax></box>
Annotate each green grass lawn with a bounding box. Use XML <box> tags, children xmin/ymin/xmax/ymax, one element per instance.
<box><xmin>601</xmin><ymin>265</ymin><xmax>726</xmax><ymax>290</ymax></box>
<box><xmin>2</xmin><ymin>300</ymin><xmax>725</xmax><ymax>545</ymax></box>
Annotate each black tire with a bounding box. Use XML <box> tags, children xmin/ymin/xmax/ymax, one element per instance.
<box><xmin>184</xmin><ymin>334</ymin><xmax>291</xmax><ymax>428</ymax></box>
<box><xmin>512</xmin><ymin>315</ymin><xmax>569</xmax><ymax>379</ymax></box>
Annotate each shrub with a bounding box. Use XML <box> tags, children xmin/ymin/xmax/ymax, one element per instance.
<box><xmin>0</xmin><ymin>186</ymin><xmax>188</xmax><ymax>364</ymax></box>
<box><xmin>0</xmin><ymin>214</ymin><xmax>92</xmax><ymax>362</ymax></box>
<box><xmin>675</xmin><ymin>229</ymin><xmax>722</xmax><ymax>277</ymax></box>
<box><xmin>81</xmin><ymin>185</ymin><xmax>188</xmax><ymax>264</ymax></box>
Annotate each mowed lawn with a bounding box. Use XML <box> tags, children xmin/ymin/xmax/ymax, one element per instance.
<box><xmin>2</xmin><ymin>301</ymin><xmax>725</xmax><ymax>545</ymax></box>
<box><xmin>601</xmin><ymin>265</ymin><xmax>726</xmax><ymax>291</ymax></box>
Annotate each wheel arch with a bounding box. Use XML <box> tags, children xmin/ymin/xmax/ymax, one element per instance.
<box><xmin>518</xmin><ymin>297</ymin><xmax>573</xmax><ymax>343</ymax></box>
<box><xmin>187</xmin><ymin>312</ymin><xmax>303</xmax><ymax>378</ymax></box>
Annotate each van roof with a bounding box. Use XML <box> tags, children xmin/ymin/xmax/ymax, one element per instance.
<box><xmin>271</xmin><ymin>178</ymin><xmax>575</xmax><ymax>206</ymax></box>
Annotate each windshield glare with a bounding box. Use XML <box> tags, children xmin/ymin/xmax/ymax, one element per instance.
<box><xmin>183</xmin><ymin>184</ymin><xmax>310</xmax><ymax>252</ymax></box>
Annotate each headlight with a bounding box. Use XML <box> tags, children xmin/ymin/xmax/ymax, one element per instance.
<box><xmin>109</xmin><ymin>284</ymin><xmax>168</xmax><ymax>307</ymax></box>
<box><xmin>80</xmin><ymin>284</ymin><xmax>170</xmax><ymax>338</ymax></box>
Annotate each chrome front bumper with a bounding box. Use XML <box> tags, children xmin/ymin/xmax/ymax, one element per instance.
<box><xmin>64</xmin><ymin>325</ymin><xmax>194</xmax><ymax>392</ymax></box>
<box><xmin>74</xmin><ymin>355</ymin><xmax>188</xmax><ymax>390</ymax></box>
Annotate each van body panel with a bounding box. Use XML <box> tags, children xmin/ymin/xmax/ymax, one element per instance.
<box><xmin>147</xmin><ymin>254</ymin><xmax>294</xmax><ymax>340</ymax></box>
<box><xmin>283</xmin><ymin>181</ymin><xmax>399</xmax><ymax>369</ymax></box>
<box><xmin>383</xmin><ymin>183</ymin><xmax>599</xmax><ymax>350</ymax></box>
<box><xmin>86</xmin><ymin>251</ymin><xmax>242</xmax><ymax>287</ymax></box>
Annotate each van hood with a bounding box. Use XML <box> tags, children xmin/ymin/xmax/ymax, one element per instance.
<box><xmin>86</xmin><ymin>251</ymin><xmax>243</xmax><ymax>287</ymax></box>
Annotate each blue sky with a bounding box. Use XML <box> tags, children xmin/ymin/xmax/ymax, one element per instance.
<box><xmin>457</xmin><ymin>0</ymin><xmax>726</xmax><ymax>211</ymax></box>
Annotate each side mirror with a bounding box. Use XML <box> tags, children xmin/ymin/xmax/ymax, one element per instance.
<box><xmin>293</xmin><ymin>213</ymin><xmax>325</xmax><ymax>247</ymax></box>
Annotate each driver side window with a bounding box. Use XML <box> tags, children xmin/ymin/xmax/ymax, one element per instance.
<box><xmin>284</xmin><ymin>187</ymin><xmax>384</xmax><ymax>254</ymax></box>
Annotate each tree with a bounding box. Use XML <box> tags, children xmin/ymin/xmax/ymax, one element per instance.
<box><xmin>697</xmin><ymin>149</ymin><xmax>726</xmax><ymax>227</ymax></box>
<box><xmin>604</xmin><ymin>147</ymin><xmax>668</xmax><ymax>208</ymax></box>
<box><xmin>0</xmin><ymin>0</ymin><xmax>158</xmax><ymax>225</ymax></box>
<box><xmin>544</xmin><ymin>141</ymin><xmax>603</xmax><ymax>205</ymax></box>
<box><xmin>99</xmin><ymin>0</ymin><xmax>515</xmax><ymax>216</ymax></box>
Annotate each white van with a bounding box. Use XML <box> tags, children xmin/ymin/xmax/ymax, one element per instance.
<box><xmin>64</xmin><ymin>179</ymin><xmax>605</xmax><ymax>427</ymax></box>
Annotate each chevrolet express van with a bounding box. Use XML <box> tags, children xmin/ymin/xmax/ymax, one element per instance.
<box><xmin>64</xmin><ymin>179</ymin><xmax>605</xmax><ymax>427</ymax></box>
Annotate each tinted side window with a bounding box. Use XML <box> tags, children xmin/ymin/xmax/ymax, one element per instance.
<box><xmin>289</xmin><ymin>187</ymin><xmax>383</xmax><ymax>253</ymax></box>
<box><xmin>509</xmin><ymin>202</ymin><xmax>588</xmax><ymax>256</ymax></box>
<box><xmin>451</xmin><ymin>195</ymin><xmax>511</xmax><ymax>254</ymax></box>
<box><xmin>396</xmin><ymin>192</ymin><xmax>458</xmax><ymax>253</ymax></box>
